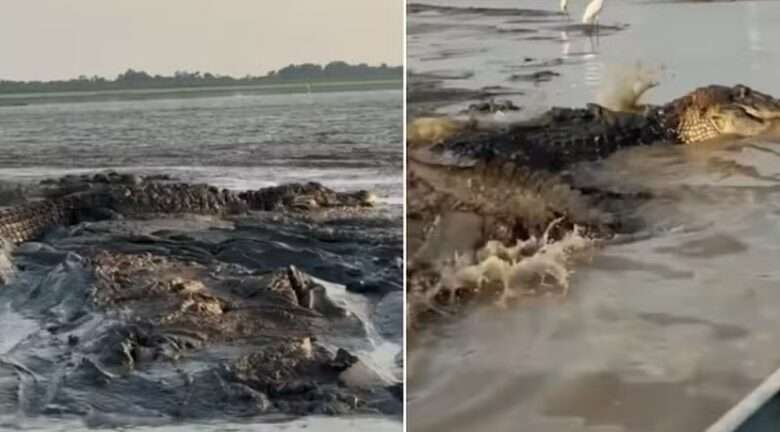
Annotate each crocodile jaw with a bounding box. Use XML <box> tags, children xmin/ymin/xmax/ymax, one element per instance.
<box><xmin>733</xmin><ymin>84</ymin><xmax>780</xmax><ymax>121</ymax></box>
<box><xmin>707</xmin><ymin>105</ymin><xmax>775</xmax><ymax>139</ymax></box>
<box><xmin>716</xmin><ymin>85</ymin><xmax>780</xmax><ymax>137</ymax></box>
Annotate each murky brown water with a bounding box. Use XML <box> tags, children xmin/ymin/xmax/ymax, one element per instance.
<box><xmin>408</xmin><ymin>1</ymin><xmax>780</xmax><ymax>431</ymax></box>
<box><xmin>409</xmin><ymin>0</ymin><xmax>780</xmax><ymax>110</ymax></box>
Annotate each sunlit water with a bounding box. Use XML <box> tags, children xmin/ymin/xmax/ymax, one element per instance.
<box><xmin>0</xmin><ymin>89</ymin><xmax>402</xmax><ymax>431</ymax></box>
<box><xmin>408</xmin><ymin>1</ymin><xmax>780</xmax><ymax>431</ymax></box>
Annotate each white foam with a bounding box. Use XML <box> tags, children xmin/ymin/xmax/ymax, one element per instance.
<box><xmin>411</xmin><ymin>220</ymin><xmax>596</xmax><ymax>328</ymax></box>
<box><xmin>315</xmin><ymin>278</ymin><xmax>402</xmax><ymax>379</ymax></box>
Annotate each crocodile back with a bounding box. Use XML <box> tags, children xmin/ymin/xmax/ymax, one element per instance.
<box><xmin>430</xmin><ymin>105</ymin><xmax>666</xmax><ymax>172</ymax></box>
<box><xmin>0</xmin><ymin>178</ymin><xmax>376</xmax><ymax>244</ymax></box>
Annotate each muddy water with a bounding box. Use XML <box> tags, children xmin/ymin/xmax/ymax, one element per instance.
<box><xmin>408</xmin><ymin>1</ymin><xmax>780</xmax><ymax>431</ymax></box>
<box><xmin>408</xmin><ymin>0</ymin><xmax>780</xmax><ymax>112</ymax></box>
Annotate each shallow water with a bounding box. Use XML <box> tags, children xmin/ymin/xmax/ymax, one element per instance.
<box><xmin>0</xmin><ymin>89</ymin><xmax>402</xmax><ymax>205</ymax></box>
<box><xmin>408</xmin><ymin>1</ymin><xmax>780</xmax><ymax>431</ymax></box>
<box><xmin>2</xmin><ymin>416</ymin><xmax>401</xmax><ymax>432</ymax></box>
<box><xmin>408</xmin><ymin>0</ymin><xmax>780</xmax><ymax>111</ymax></box>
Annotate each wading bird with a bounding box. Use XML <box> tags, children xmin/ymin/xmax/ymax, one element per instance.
<box><xmin>582</xmin><ymin>0</ymin><xmax>604</xmax><ymax>29</ymax></box>
<box><xmin>560</xmin><ymin>0</ymin><xmax>569</xmax><ymax>16</ymax></box>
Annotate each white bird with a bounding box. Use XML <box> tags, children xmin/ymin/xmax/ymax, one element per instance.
<box><xmin>582</xmin><ymin>0</ymin><xmax>605</xmax><ymax>28</ymax></box>
<box><xmin>560</xmin><ymin>0</ymin><xmax>569</xmax><ymax>15</ymax></box>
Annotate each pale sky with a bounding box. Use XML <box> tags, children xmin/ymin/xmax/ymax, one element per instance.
<box><xmin>0</xmin><ymin>0</ymin><xmax>403</xmax><ymax>81</ymax></box>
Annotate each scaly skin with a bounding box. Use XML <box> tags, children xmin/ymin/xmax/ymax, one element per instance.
<box><xmin>0</xmin><ymin>197</ymin><xmax>80</xmax><ymax>244</ymax></box>
<box><xmin>0</xmin><ymin>174</ymin><xmax>377</xmax><ymax>244</ymax></box>
<box><xmin>657</xmin><ymin>84</ymin><xmax>780</xmax><ymax>143</ymax></box>
<box><xmin>415</xmin><ymin>84</ymin><xmax>780</xmax><ymax>171</ymax></box>
<box><xmin>420</xmin><ymin>103</ymin><xmax>665</xmax><ymax>171</ymax></box>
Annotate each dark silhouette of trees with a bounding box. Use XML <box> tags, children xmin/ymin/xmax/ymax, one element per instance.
<box><xmin>0</xmin><ymin>61</ymin><xmax>402</xmax><ymax>94</ymax></box>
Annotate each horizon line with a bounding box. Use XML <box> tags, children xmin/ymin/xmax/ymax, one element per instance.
<box><xmin>0</xmin><ymin>60</ymin><xmax>404</xmax><ymax>83</ymax></box>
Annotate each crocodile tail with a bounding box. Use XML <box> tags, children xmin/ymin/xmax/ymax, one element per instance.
<box><xmin>0</xmin><ymin>198</ymin><xmax>77</xmax><ymax>244</ymax></box>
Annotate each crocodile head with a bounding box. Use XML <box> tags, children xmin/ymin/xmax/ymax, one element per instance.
<box><xmin>669</xmin><ymin>85</ymin><xmax>780</xmax><ymax>143</ymax></box>
<box><xmin>353</xmin><ymin>190</ymin><xmax>378</xmax><ymax>207</ymax></box>
<box><xmin>289</xmin><ymin>188</ymin><xmax>377</xmax><ymax>210</ymax></box>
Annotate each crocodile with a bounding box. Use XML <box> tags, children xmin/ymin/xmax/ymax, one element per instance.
<box><xmin>0</xmin><ymin>173</ymin><xmax>402</xmax><ymax>420</ymax></box>
<box><xmin>406</xmin><ymin>84</ymin><xmax>780</xmax><ymax>326</ymax></box>
<box><xmin>410</xmin><ymin>84</ymin><xmax>780</xmax><ymax>172</ymax></box>
<box><xmin>0</xmin><ymin>172</ymin><xmax>377</xmax><ymax>244</ymax></box>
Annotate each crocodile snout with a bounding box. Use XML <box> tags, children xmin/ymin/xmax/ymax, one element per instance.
<box><xmin>732</xmin><ymin>84</ymin><xmax>780</xmax><ymax>120</ymax></box>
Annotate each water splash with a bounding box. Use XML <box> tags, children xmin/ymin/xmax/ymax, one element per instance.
<box><xmin>596</xmin><ymin>61</ymin><xmax>666</xmax><ymax>111</ymax></box>
<box><xmin>408</xmin><ymin>219</ymin><xmax>595</xmax><ymax>331</ymax></box>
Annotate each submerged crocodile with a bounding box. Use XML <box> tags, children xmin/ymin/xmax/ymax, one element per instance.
<box><xmin>0</xmin><ymin>173</ymin><xmax>402</xmax><ymax>420</ymax></box>
<box><xmin>0</xmin><ymin>172</ymin><xmax>376</xmax><ymax>244</ymax></box>
<box><xmin>410</xmin><ymin>84</ymin><xmax>780</xmax><ymax>172</ymax></box>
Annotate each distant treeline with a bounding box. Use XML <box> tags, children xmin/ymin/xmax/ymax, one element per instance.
<box><xmin>0</xmin><ymin>61</ymin><xmax>402</xmax><ymax>94</ymax></box>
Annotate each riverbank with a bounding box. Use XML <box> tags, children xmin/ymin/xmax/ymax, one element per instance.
<box><xmin>0</xmin><ymin>80</ymin><xmax>402</xmax><ymax>106</ymax></box>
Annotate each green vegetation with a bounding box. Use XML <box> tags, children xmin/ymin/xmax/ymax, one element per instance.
<box><xmin>0</xmin><ymin>61</ymin><xmax>402</xmax><ymax>95</ymax></box>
